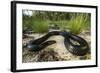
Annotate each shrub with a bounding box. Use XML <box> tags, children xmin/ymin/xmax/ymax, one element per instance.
<box><xmin>68</xmin><ymin>14</ymin><xmax>89</xmax><ymax>34</ymax></box>
<box><xmin>32</xmin><ymin>19</ymin><xmax>49</xmax><ymax>33</ymax></box>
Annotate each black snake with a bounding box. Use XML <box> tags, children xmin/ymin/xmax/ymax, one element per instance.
<box><xmin>26</xmin><ymin>31</ymin><xmax>89</xmax><ymax>56</ymax></box>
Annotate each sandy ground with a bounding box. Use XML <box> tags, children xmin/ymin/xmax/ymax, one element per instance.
<box><xmin>22</xmin><ymin>31</ymin><xmax>91</xmax><ymax>63</ymax></box>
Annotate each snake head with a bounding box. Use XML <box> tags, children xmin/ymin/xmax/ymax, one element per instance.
<box><xmin>27</xmin><ymin>44</ymin><xmax>40</xmax><ymax>51</ymax></box>
<box><xmin>27</xmin><ymin>40</ymin><xmax>56</xmax><ymax>51</ymax></box>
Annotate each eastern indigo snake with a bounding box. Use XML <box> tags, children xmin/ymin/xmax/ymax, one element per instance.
<box><xmin>26</xmin><ymin>31</ymin><xmax>89</xmax><ymax>56</ymax></box>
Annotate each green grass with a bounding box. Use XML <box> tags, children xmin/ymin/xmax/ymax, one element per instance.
<box><xmin>32</xmin><ymin>19</ymin><xmax>49</xmax><ymax>33</ymax></box>
<box><xmin>23</xmin><ymin>12</ymin><xmax>90</xmax><ymax>34</ymax></box>
<box><xmin>68</xmin><ymin>14</ymin><xmax>89</xmax><ymax>34</ymax></box>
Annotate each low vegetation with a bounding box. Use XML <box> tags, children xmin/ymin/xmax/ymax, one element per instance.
<box><xmin>23</xmin><ymin>10</ymin><xmax>91</xmax><ymax>34</ymax></box>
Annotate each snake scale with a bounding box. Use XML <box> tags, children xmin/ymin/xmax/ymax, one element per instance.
<box><xmin>26</xmin><ymin>31</ymin><xmax>89</xmax><ymax>56</ymax></box>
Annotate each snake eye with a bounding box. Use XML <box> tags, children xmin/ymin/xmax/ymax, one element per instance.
<box><xmin>27</xmin><ymin>44</ymin><xmax>38</xmax><ymax>51</ymax></box>
<box><xmin>27</xmin><ymin>45</ymin><xmax>33</xmax><ymax>49</ymax></box>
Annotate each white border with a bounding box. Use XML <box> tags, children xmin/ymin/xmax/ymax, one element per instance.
<box><xmin>16</xmin><ymin>4</ymin><xmax>96</xmax><ymax>70</ymax></box>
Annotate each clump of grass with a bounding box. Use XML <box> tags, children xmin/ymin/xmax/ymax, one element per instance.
<box><xmin>31</xmin><ymin>16</ymin><xmax>49</xmax><ymax>33</ymax></box>
<box><xmin>33</xmin><ymin>20</ymin><xmax>49</xmax><ymax>33</ymax></box>
<box><xmin>68</xmin><ymin>14</ymin><xmax>89</xmax><ymax>34</ymax></box>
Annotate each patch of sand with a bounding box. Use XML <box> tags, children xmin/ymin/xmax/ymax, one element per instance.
<box><xmin>22</xmin><ymin>32</ymin><xmax>91</xmax><ymax>63</ymax></box>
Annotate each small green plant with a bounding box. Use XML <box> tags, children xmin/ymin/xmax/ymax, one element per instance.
<box><xmin>32</xmin><ymin>19</ymin><xmax>49</xmax><ymax>33</ymax></box>
<box><xmin>68</xmin><ymin>14</ymin><xmax>88</xmax><ymax>34</ymax></box>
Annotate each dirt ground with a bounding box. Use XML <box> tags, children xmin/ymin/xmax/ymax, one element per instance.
<box><xmin>22</xmin><ymin>31</ymin><xmax>91</xmax><ymax>63</ymax></box>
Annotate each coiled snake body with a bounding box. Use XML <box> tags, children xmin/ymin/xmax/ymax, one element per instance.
<box><xmin>27</xmin><ymin>31</ymin><xmax>89</xmax><ymax>56</ymax></box>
